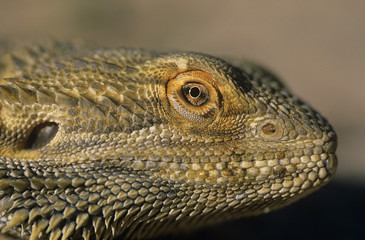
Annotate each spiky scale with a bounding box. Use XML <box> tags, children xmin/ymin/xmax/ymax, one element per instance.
<box><xmin>16</xmin><ymin>85</ymin><xmax>36</xmax><ymax>105</ymax></box>
<box><xmin>63</xmin><ymin>206</ymin><xmax>77</xmax><ymax>219</ymax></box>
<box><xmin>75</xmin><ymin>213</ymin><xmax>89</xmax><ymax>230</ymax></box>
<box><xmin>28</xmin><ymin>207</ymin><xmax>42</xmax><ymax>224</ymax></box>
<box><xmin>11</xmin><ymin>179</ymin><xmax>29</xmax><ymax>191</ymax></box>
<box><xmin>104</xmin><ymin>215</ymin><xmax>113</xmax><ymax>229</ymax></box>
<box><xmin>29</xmin><ymin>218</ymin><xmax>48</xmax><ymax>240</ymax></box>
<box><xmin>61</xmin><ymin>222</ymin><xmax>75</xmax><ymax>240</ymax></box>
<box><xmin>46</xmin><ymin>213</ymin><xmax>64</xmax><ymax>234</ymax></box>
<box><xmin>49</xmin><ymin>228</ymin><xmax>62</xmax><ymax>240</ymax></box>
<box><xmin>0</xmin><ymin>196</ymin><xmax>13</xmax><ymax>213</ymax></box>
<box><xmin>36</xmin><ymin>90</ymin><xmax>54</xmax><ymax>104</ymax></box>
<box><xmin>2</xmin><ymin>209</ymin><xmax>29</xmax><ymax>232</ymax></box>
<box><xmin>82</xmin><ymin>228</ymin><xmax>91</xmax><ymax>240</ymax></box>
<box><xmin>0</xmin><ymin>85</ymin><xmax>18</xmax><ymax>102</ymax></box>
<box><xmin>93</xmin><ymin>216</ymin><xmax>105</xmax><ymax>240</ymax></box>
<box><xmin>0</xmin><ymin>179</ymin><xmax>11</xmax><ymax>190</ymax></box>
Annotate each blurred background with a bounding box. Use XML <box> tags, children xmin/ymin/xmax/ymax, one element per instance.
<box><xmin>0</xmin><ymin>0</ymin><xmax>364</xmax><ymax>239</ymax></box>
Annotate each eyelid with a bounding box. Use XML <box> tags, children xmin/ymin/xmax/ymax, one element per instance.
<box><xmin>166</xmin><ymin>71</ymin><xmax>220</xmax><ymax>121</ymax></box>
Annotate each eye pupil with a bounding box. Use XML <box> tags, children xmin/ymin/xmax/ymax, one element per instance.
<box><xmin>189</xmin><ymin>86</ymin><xmax>201</xmax><ymax>98</ymax></box>
<box><xmin>262</xmin><ymin>123</ymin><xmax>277</xmax><ymax>135</ymax></box>
<box><xmin>181</xmin><ymin>83</ymin><xmax>209</xmax><ymax>106</ymax></box>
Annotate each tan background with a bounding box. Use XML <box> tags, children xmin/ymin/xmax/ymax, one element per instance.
<box><xmin>0</xmin><ymin>1</ymin><xmax>364</xmax><ymax>239</ymax></box>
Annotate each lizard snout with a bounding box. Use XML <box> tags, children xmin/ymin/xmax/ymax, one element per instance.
<box><xmin>323</xmin><ymin>132</ymin><xmax>338</xmax><ymax>176</ymax></box>
<box><xmin>325</xmin><ymin>153</ymin><xmax>338</xmax><ymax>176</ymax></box>
<box><xmin>324</xmin><ymin>132</ymin><xmax>337</xmax><ymax>154</ymax></box>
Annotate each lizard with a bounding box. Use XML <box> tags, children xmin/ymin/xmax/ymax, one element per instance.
<box><xmin>0</xmin><ymin>41</ymin><xmax>337</xmax><ymax>240</ymax></box>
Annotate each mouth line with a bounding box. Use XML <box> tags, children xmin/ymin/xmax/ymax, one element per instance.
<box><xmin>323</xmin><ymin>152</ymin><xmax>338</xmax><ymax>176</ymax></box>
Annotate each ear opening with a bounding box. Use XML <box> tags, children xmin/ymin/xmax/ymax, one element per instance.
<box><xmin>25</xmin><ymin>122</ymin><xmax>59</xmax><ymax>149</ymax></box>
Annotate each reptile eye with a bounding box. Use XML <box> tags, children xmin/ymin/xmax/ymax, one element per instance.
<box><xmin>167</xmin><ymin>71</ymin><xmax>220</xmax><ymax>121</ymax></box>
<box><xmin>25</xmin><ymin>122</ymin><xmax>59</xmax><ymax>149</ymax></box>
<box><xmin>181</xmin><ymin>83</ymin><xmax>209</xmax><ymax>106</ymax></box>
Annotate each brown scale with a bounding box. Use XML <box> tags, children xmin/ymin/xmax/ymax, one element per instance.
<box><xmin>0</xmin><ymin>41</ymin><xmax>337</xmax><ymax>239</ymax></box>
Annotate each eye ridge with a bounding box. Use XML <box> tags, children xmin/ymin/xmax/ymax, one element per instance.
<box><xmin>181</xmin><ymin>82</ymin><xmax>209</xmax><ymax>106</ymax></box>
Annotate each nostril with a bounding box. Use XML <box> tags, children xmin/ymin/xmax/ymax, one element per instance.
<box><xmin>258</xmin><ymin>119</ymin><xmax>283</xmax><ymax>140</ymax></box>
<box><xmin>262</xmin><ymin>123</ymin><xmax>276</xmax><ymax>135</ymax></box>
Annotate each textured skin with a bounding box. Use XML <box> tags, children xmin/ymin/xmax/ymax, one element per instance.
<box><xmin>0</xmin><ymin>41</ymin><xmax>337</xmax><ymax>240</ymax></box>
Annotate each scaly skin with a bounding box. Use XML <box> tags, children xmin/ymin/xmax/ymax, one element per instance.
<box><xmin>0</xmin><ymin>42</ymin><xmax>337</xmax><ymax>239</ymax></box>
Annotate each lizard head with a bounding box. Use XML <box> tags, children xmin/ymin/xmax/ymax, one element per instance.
<box><xmin>0</xmin><ymin>44</ymin><xmax>337</xmax><ymax>239</ymax></box>
<box><xmin>146</xmin><ymin>53</ymin><xmax>338</xmax><ymax>190</ymax></box>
